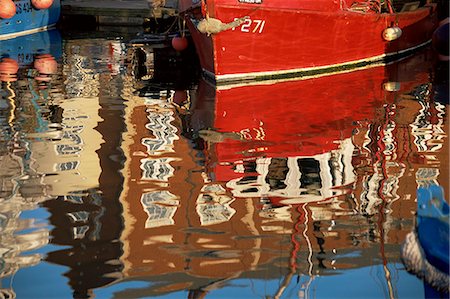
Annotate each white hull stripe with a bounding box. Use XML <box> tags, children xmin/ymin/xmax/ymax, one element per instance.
<box><xmin>0</xmin><ymin>24</ymin><xmax>57</xmax><ymax>41</ymax></box>
<box><xmin>206</xmin><ymin>40</ymin><xmax>431</xmax><ymax>88</ymax></box>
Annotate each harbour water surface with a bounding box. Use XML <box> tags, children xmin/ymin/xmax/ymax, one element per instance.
<box><xmin>0</xmin><ymin>28</ymin><xmax>448</xmax><ymax>299</ymax></box>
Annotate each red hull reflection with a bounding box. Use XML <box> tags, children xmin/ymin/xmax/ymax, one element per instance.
<box><xmin>190</xmin><ymin>51</ymin><xmax>433</xmax><ymax>186</ymax></box>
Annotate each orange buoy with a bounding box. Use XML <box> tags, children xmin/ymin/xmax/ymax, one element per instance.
<box><xmin>31</xmin><ymin>0</ymin><xmax>54</xmax><ymax>10</ymax></box>
<box><xmin>34</xmin><ymin>54</ymin><xmax>57</xmax><ymax>75</ymax></box>
<box><xmin>0</xmin><ymin>57</ymin><xmax>19</xmax><ymax>75</ymax></box>
<box><xmin>0</xmin><ymin>57</ymin><xmax>19</xmax><ymax>82</ymax></box>
<box><xmin>0</xmin><ymin>74</ymin><xmax>17</xmax><ymax>82</ymax></box>
<box><xmin>0</xmin><ymin>0</ymin><xmax>16</xmax><ymax>19</ymax></box>
<box><xmin>171</xmin><ymin>36</ymin><xmax>188</xmax><ymax>52</ymax></box>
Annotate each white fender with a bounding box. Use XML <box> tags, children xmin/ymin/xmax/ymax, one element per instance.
<box><xmin>383</xmin><ymin>26</ymin><xmax>403</xmax><ymax>41</ymax></box>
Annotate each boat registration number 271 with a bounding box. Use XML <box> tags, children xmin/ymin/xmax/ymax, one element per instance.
<box><xmin>232</xmin><ymin>18</ymin><xmax>266</xmax><ymax>33</ymax></box>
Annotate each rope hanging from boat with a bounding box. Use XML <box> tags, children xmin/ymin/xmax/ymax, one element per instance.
<box><xmin>382</xmin><ymin>0</ymin><xmax>394</xmax><ymax>13</ymax></box>
<box><xmin>201</xmin><ymin>0</ymin><xmax>209</xmax><ymax>18</ymax></box>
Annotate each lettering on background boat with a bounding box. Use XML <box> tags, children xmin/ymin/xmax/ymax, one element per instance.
<box><xmin>197</xmin><ymin>16</ymin><xmax>249</xmax><ymax>35</ymax></box>
<box><xmin>15</xmin><ymin>2</ymin><xmax>34</xmax><ymax>14</ymax></box>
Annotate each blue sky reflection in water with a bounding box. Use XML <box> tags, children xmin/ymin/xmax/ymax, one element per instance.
<box><xmin>91</xmin><ymin>265</ymin><xmax>424</xmax><ymax>299</ymax></box>
<box><xmin>0</xmin><ymin>27</ymin><xmax>448</xmax><ymax>299</ymax></box>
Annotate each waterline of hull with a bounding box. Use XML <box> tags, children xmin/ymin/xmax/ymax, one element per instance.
<box><xmin>205</xmin><ymin>39</ymin><xmax>432</xmax><ymax>87</ymax></box>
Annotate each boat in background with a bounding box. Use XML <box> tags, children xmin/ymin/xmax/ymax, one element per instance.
<box><xmin>178</xmin><ymin>0</ymin><xmax>438</xmax><ymax>85</ymax></box>
<box><xmin>0</xmin><ymin>0</ymin><xmax>61</xmax><ymax>41</ymax></box>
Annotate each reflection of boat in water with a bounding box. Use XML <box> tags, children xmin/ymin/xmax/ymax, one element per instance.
<box><xmin>187</xmin><ymin>49</ymin><xmax>434</xmax><ymax>204</ymax></box>
<box><xmin>0</xmin><ymin>0</ymin><xmax>61</xmax><ymax>41</ymax></box>
<box><xmin>0</xmin><ymin>28</ymin><xmax>62</xmax><ymax>66</ymax></box>
<box><xmin>0</xmin><ymin>29</ymin><xmax>62</xmax><ymax>83</ymax></box>
<box><xmin>0</xmin><ymin>29</ymin><xmax>63</xmax><ymax>155</ymax></box>
<box><xmin>178</xmin><ymin>0</ymin><xmax>438</xmax><ymax>84</ymax></box>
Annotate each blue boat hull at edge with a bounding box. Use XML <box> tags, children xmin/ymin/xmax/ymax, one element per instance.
<box><xmin>0</xmin><ymin>0</ymin><xmax>61</xmax><ymax>40</ymax></box>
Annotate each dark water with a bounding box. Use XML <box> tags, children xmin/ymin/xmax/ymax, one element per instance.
<box><xmin>0</xmin><ymin>28</ymin><xmax>448</xmax><ymax>299</ymax></box>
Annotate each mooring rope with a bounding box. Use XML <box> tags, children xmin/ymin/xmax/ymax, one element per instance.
<box><xmin>401</xmin><ymin>230</ymin><xmax>450</xmax><ymax>293</ymax></box>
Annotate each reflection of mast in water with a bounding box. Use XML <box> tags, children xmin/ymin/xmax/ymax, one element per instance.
<box><xmin>273</xmin><ymin>203</ymin><xmax>315</xmax><ymax>299</ymax></box>
<box><xmin>376</xmin><ymin>103</ymin><xmax>397</xmax><ymax>299</ymax></box>
<box><xmin>355</xmin><ymin>90</ymin><xmax>401</xmax><ymax>299</ymax></box>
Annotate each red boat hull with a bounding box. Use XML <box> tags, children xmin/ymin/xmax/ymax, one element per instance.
<box><xmin>180</xmin><ymin>0</ymin><xmax>438</xmax><ymax>84</ymax></box>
